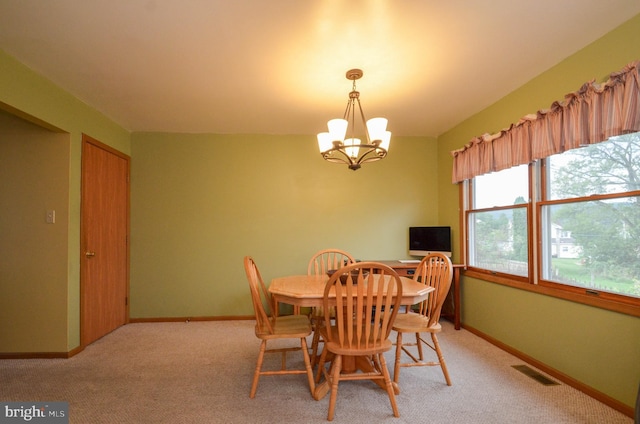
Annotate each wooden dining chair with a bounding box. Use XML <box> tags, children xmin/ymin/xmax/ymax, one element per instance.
<box><xmin>315</xmin><ymin>262</ymin><xmax>403</xmax><ymax>421</ymax></box>
<box><xmin>307</xmin><ymin>249</ymin><xmax>356</xmax><ymax>366</ymax></box>
<box><xmin>307</xmin><ymin>249</ymin><xmax>355</xmax><ymax>279</ymax></box>
<box><xmin>392</xmin><ymin>252</ymin><xmax>453</xmax><ymax>386</ymax></box>
<box><xmin>243</xmin><ymin>256</ymin><xmax>316</xmax><ymax>398</ymax></box>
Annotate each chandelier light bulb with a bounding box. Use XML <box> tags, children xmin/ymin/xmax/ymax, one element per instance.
<box><xmin>328</xmin><ymin>119</ymin><xmax>348</xmax><ymax>143</ymax></box>
<box><xmin>344</xmin><ymin>138</ymin><xmax>360</xmax><ymax>158</ymax></box>
<box><xmin>366</xmin><ymin>117</ymin><xmax>388</xmax><ymax>142</ymax></box>
<box><xmin>317</xmin><ymin>132</ymin><xmax>333</xmax><ymax>153</ymax></box>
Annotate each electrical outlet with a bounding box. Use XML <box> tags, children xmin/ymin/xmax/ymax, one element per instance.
<box><xmin>46</xmin><ymin>210</ymin><xmax>56</xmax><ymax>224</ymax></box>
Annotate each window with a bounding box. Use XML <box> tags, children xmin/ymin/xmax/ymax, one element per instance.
<box><xmin>465</xmin><ymin>133</ymin><xmax>640</xmax><ymax>308</ymax></box>
<box><xmin>540</xmin><ymin>134</ymin><xmax>640</xmax><ymax>299</ymax></box>
<box><xmin>468</xmin><ymin>165</ymin><xmax>529</xmax><ymax>278</ymax></box>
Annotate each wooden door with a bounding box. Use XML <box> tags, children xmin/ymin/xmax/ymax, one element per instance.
<box><xmin>80</xmin><ymin>135</ymin><xmax>129</xmax><ymax>346</ymax></box>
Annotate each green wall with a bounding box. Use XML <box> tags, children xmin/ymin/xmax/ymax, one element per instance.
<box><xmin>437</xmin><ymin>14</ymin><xmax>640</xmax><ymax>409</ymax></box>
<box><xmin>0</xmin><ymin>111</ymin><xmax>69</xmax><ymax>351</ymax></box>
<box><xmin>0</xmin><ymin>50</ymin><xmax>130</xmax><ymax>352</ymax></box>
<box><xmin>130</xmin><ymin>133</ymin><xmax>438</xmax><ymax>318</ymax></box>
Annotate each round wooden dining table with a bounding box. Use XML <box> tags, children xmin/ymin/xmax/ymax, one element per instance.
<box><xmin>268</xmin><ymin>274</ymin><xmax>433</xmax><ymax>311</ymax></box>
<box><xmin>268</xmin><ymin>273</ymin><xmax>434</xmax><ymax>399</ymax></box>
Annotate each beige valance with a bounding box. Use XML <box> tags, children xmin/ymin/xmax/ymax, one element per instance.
<box><xmin>451</xmin><ymin>60</ymin><xmax>640</xmax><ymax>183</ymax></box>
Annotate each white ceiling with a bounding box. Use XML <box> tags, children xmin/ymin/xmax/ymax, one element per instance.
<box><xmin>0</xmin><ymin>1</ymin><xmax>639</xmax><ymax>137</ymax></box>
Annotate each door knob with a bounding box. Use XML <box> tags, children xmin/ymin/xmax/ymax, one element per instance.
<box><xmin>85</xmin><ymin>251</ymin><xmax>96</xmax><ymax>258</ymax></box>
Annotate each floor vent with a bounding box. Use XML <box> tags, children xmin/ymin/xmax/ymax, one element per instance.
<box><xmin>512</xmin><ymin>365</ymin><xmax>560</xmax><ymax>386</ymax></box>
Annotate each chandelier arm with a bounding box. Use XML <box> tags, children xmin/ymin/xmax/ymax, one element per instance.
<box><xmin>355</xmin><ymin>145</ymin><xmax>387</xmax><ymax>165</ymax></box>
<box><xmin>320</xmin><ymin>143</ymin><xmax>387</xmax><ymax>170</ymax></box>
<box><xmin>355</xmin><ymin>97</ymin><xmax>370</xmax><ymax>144</ymax></box>
<box><xmin>352</xmin><ymin>98</ymin><xmax>358</xmax><ymax>141</ymax></box>
<box><xmin>321</xmin><ymin>145</ymin><xmax>358</xmax><ymax>167</ymax></box>
<box><xmin>343</xmin><ymin>99</ymin><xmax>352</xmax><ymax>124</ymax></box>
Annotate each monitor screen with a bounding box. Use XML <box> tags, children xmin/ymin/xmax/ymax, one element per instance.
<box><xmin>409</xmin><ymin>226</ymin><xmax>451</xmax><ymax>257</ymax></box>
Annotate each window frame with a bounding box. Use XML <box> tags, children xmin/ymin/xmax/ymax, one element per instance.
<box><xmin>537</xmin><ymin>158</ymin><xmax>640</xmax><ymax>310</ymax></box>
<box><xmin>466</xmin><ymin>203</ymin><xmax>533</xmax><ymax>283</ymax></box>
<box><xmin>461</xmin><ymin>153</ymin><xmax>640</xmax><ymax>317</ymax></box>
<box><xmin>464</xmin><ymin>163</ymin><xmax>534</xmax><ymax>284</ymax></box>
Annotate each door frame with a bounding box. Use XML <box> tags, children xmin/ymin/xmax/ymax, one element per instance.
<box><xmin>80</xmin><ymin>134</ymin><xmax>130</xmax><ymax>347</ymax></box>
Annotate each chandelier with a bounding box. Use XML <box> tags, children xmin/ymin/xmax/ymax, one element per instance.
<box><xmin>317</xmin><ymin>69</ymin><xmax>391</xmax><ymax>171</ymax></box>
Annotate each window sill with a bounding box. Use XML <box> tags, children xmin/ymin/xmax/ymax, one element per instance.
<box><xmin>464</xmin><ymin>269</ymin><xmax>640</xmax><ymax>318</ymax></box>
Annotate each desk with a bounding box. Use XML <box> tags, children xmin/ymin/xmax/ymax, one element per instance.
<box><xmin>371</xmin><ymin>261</ymin><xmax>465</xmax><ymax>330</ymax></box>
<box><xmin>269</xmin><ymin>273</ymin><xmax>434</xmax><ymax>399</ymax></box>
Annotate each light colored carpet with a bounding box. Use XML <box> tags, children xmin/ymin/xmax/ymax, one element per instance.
<box><xmin>0</xmin><ymin>320</ymin><xmax>632</xmax><ymax>423</ymax></box>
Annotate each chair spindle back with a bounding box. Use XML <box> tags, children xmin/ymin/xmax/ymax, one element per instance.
<box><xmin>323</xmin><ymin>262</ymin><xmax>402</xmax><ymax>351</ymax></box>
<box><xmin>412</xmin><ymin>253</ymin><xmax>453</xmax><ymax>328</ymax></box>
<box><xmin>243</xmin><ymin>256</ymin><xmax>274</xmax><ymax>334</ymax></box>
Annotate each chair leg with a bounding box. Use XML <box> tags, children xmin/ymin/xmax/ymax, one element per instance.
<box><xmin>250</xmin><ymin>340</ymin><xmax>267</xmax><ymax>398</ymax></box>
<box><xmin>416</xmin><ymin>331</ymin><xmax>424</xmax><ymax>360</ymax></box>
<box><xmin>327</xmin><ymin>354</ymin><xmax>342</xmax><ymax>421</ymax></box>
<box><xmin>310</xmin><ymin>321</ymin><xmax>321</xmax><ymax>367</ymax></box>
<box><xmin>432</xmin><ymin>333</ymin><xmax>452</xmax><ymax>386</ymax></box>
<box><xmin>315</xmin><ymin>347</ymin><xmax>329</xmax><ymax>383</ymax></box>
<box><xmin>371</xmin><ymin>353</ymin><xmax>382</xmax><ymax>373</ymax></box>
<box><xmin>379</xmin><ymin>353</ymin><xmax>400</xmax><ymax>418</ymax></box>
<box><xmin>300</xmin><ymin>337</ymin><xmax>316</xmax><ymax>396</ymax></box>
<box><xmin>393</xmin><ymin>331</ymin><xmax>403</xmax><ymax>385</ymax></box>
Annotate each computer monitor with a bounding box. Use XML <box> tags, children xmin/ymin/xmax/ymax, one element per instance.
<box><xmin>409</xmin><ymin>226</ymin><xmax>452</xmax><ymax>257</ymax></box>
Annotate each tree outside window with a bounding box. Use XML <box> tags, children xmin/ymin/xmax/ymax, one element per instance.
<box><xmin>543</xmin><ymin>133</ymin><xmax>640</xmax><ymax>297</ymax></box>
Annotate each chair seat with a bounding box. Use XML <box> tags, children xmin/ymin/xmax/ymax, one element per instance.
<box><xmin>321</xmin><ymin>326</ymin><xmax>393</xmax><ymax>356</ymax></box>
<box><xmin>256</xmin><ymin>315</ymin><xmax>312</xmax><ymax>339</ymax></box>
<box><xmin>392</xmin><ymin>312</ymin><xmax>442</xmax><ymax>333</ymax></box>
